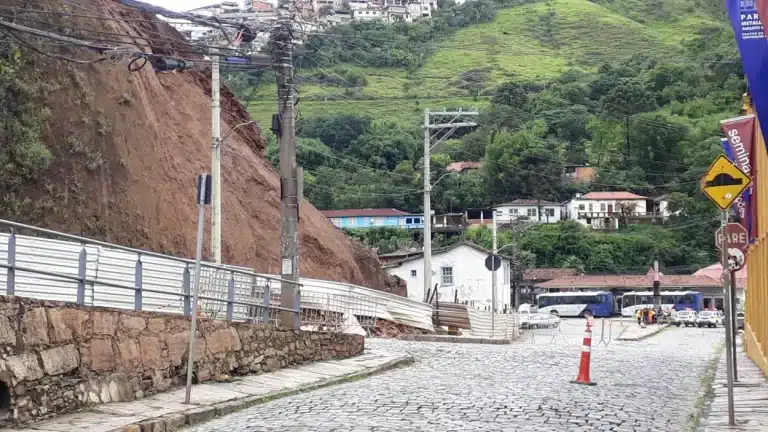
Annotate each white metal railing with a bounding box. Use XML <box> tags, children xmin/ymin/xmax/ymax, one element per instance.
<box><xmin>0</xmin><ymin>219</ymin><xmax>434</xmax><ymax>332</ymax></box>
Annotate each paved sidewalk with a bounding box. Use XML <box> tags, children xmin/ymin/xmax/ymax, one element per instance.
<box><xmin>617</xmin><ymin>323</ymin><xmax>668</xmax><ymax>341</ymax></box>
<box><xmin>397</xmin><ymin>334</ymin><xmax>511</xmax><ymax>344</ymax></box>
<box><xmin>700</xmin><ymin>337</ymin><xmax>768</xmax><ymax>431</ymax></box>
<box><xmin>2</xmin><ymin>349</ymin><xmax>413</xmax><ymax>432</ymax></box>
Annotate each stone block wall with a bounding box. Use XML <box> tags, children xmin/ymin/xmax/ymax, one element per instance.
<box><xmin>0</xmin><ymin>296</ymin><xmax>364</xmax><ymax>425</ymax></box>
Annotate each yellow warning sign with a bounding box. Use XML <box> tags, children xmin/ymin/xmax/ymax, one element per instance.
<box><xmin>700</xmin><ymin>154</ymin><xmax>752</xmax><ymax>210</ymax></box>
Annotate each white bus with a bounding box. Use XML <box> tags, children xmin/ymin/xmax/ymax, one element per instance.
<box><xmin>536</xmin><ymin>291</ymin><xmax>615</xmax><ymax>317</ymax></box>
<box><xmin>620</xmin><ymin>291</ymin><xmax>700</xmax><ymax>317</ymax></box>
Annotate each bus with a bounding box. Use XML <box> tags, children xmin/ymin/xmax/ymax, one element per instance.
<box><xmin>620</xmin><ymin>291</ymin><xmax>704</xmax><ymax>317</ymax></box>
<box><xmin>536</xmin><ymin>291</ymin><xmax>615</xmax><ymax>317</ymax></box>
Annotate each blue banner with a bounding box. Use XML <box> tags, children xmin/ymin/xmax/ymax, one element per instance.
<box><xmin>727</xmin><ymin>0</ymin><xmax>768</xmax><ymax>148</ymax></box>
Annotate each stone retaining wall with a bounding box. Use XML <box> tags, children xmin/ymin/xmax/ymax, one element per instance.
<box><xmin>0</xmin><ymin>296</ymin><xmax>364</xmax><ymax>425</ymax></box>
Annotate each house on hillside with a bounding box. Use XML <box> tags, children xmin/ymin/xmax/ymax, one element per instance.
<box><xmin>446</xmin><ymin>161</ymin><xmax>481</xmax><ymax>173</ymax></box>
<box><xmin>383</xmin><ymin>242</ymin><xmax>511</xmax><ymax>311</ymax></box>
<box><xmin>563</xmin><ymin>192</ymin><xmax>670</xmax><ymax>230</ymax></box>
<box><xmin>564</xmin><ymin>165</ymin><xmax>596</xmax><ymax>183</ymax></box>
<box><xmin>321</xmin><ymin>208</ymin><xmax>424</xmax><ymax>230</ymax></box>
<box><xmin>494</xmin><ymin>199</ymin><xmax>562</xmax><ymax>224</ymax></box>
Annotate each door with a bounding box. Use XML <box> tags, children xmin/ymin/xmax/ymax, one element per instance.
<box><xmin>607</xmin><ymin>204</ymin><xmax>614</xmax><ymax>214</ymax></box>
<box><xmin>715</xmin><ymin>297</ymin><xmax>724</xmax><ymax>311</ymax></box>
<box><xmin>703</xmin><ymin>297</ymin><xmax>712</xmax><ymax>309</ymax></box>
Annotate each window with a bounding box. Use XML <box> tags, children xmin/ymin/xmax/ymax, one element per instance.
<box><xmin>405</xmin><ymin>217</ymin><xmax>413</xmax><ymax>224</ymax></box>
<box><xmin>410</xmin><ymin>269</ymin><xmax>417</xmax><ymax>278</ymax></box>
<box><xmin>545</xmin><ymin>208</ymin><xmax>555</xmax><ymax>217</ymax></box>
<box><xmin>578</xmin><ymin>204</ymin><xmax>585</xmax><ymax>211</ymax></box>
<box><xmin>527</xmin><ymin>208</ymin><xmax>537</xmax><ymax>217</ymax></box>
<box><xmin>509</xmin><ymin>208</ymin><xmax>518</xmax><ymax>215</ymax></box>
<box><xmin>373</xmin><ymin>217</ymin><xmax>384</xmax><ymax>225</ymax></box>
<box><xmin>600</xmin><ymin>203</ymin><xmax>606</xmax><ymax>212</ymax></box>
<box><xmin>441</xmin><ymin>266</ymin><xmax>453</xmax><ymax>285</ymax></box>
<box><xmin>588</xmin><ymin>203</ymin><xmax>594</xmax><ymax>212</ymax></box>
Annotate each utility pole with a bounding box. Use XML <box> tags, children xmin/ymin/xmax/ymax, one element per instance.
<box><xmin>492</xmin><ymin>210</ymin><xmax>498</xmax><ymax>332</ymax></box>
<box><xmin>721</xmin><ymin>210</ymin><xmax>736</xmax><ymax>426</ymax></box>
<box><xmin>422</xmin><ymin>109</ymin><xmax>479</xmax><ymax>308</ymax></box>
<box><xmin>211</xmin><ymin>52</ymin><xmax>222</xmax><ymax>263</ymax></box>
<box><xmin>274</xmin><ymin>9</ymin><xmax>300</xmax><ymax>329</ymax></box>
<box><xmin>652</xmin><ymin>260</ymin><xmax>660</xmax><ymax>311</ymax></box>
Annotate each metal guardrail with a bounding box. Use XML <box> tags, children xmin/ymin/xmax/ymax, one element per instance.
<box><xmin>0</xmin><ymin>220</ymin><xmax>298</xmax><ymax>323</ymax></box>
<box><xmin>0</xmin><ymin>219</ymin><xmax>435</xmax><ymax>332</ymax></box>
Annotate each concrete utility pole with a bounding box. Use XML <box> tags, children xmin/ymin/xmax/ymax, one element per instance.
<box><xmin>422</xmin><ymin>109</ymin><xmax>479</xmax><ymax>307</ymax></box>
<box><xmin>274</xmin><ymin>9</ymin><xmax>300</xmax><ymax>329</ymax></box>
<box><xmin>652</xmin><ymin>260</ymin><xmax>660</xmax><ymax>310</ymax></box>
<box><xmin>492</xmin><ymin>210</ymin><xmax>498</xmax><ymax>331</ymax></box>
<box><xmin>211</xmin><ymin>52</ymin><xmax>222</xmax><ymax>263</ymax></box>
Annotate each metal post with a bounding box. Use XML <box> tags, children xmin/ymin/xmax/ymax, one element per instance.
<box><xmin>731</xmin><ymin>268</ymin><xmax>738</xmax><ymax>382</ymax></box>
<box><xmin>263</xmin><ymin>282</ymin><xmax>271</xmax><ymax>324</ymax></box>
<box><xmin>211</xmin><ymin>53</ymin><xmax>222</xmax><ymax>264</ymax></box>
<box><xmin>721</xmin><ymin>210</ymin><xmax>735</xmax><ymax>426</ymax></box>
<box><xmin>226</xmin><ymin>274</ymin><xmax>235</xmax><ymax>320</ymax></box>
<box><xmin>275</xmin><ymin>14</ymin><xmax>300</xmax><ymax>329</ymax></box>
<box><xmin>77</xmin><ymin>246</ymin><xmax>86</xmax><ymax>306</ymax></box>
<box><xmin>183</xmin><ymin>265</ymin><xmax>191</xmax><ymax>316</ymax></box>
<box><xmin>492</xmin><ymin>211</ymin><xmax>498</xmax><ymax>333</ymax></box>
<box><xmin>6</xmin><ymin>233</ymin><xmax>15</xmax><ymax>295</ymax></box>
<box><xmin>134</xmin><ymin>255</ymin><xmax>143</xmax><ymax>311</ymax></box>
<box><xmin>423</xmin><ymin>108</ymin><xmax>432</xmax><ymax>309</ymax></box>
<box><xmin>185</xmin><ymin>178</ymin><xmax>208</xmax><ymax>405</ymax></box>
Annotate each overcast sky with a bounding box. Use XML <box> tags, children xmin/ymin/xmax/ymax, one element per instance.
<box><xmin>144</xmin><ymin>0</ymin><xmax>242</xmax><ymax>12</ymax></box>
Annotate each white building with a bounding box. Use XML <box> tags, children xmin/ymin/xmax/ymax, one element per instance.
<box><xmin>494</xmin><ymin>199</ymin><xmax>562</xmax><ymax>224</ymax></box>
<box><xmin>563</xmin><ymin>192</ymin><xmax>669</xmax><ymax>230</ymax></box>
<box><xmin>383</xmin><ymin>242</ymin><xmax>511</xmax><ymax>311</ymax></box>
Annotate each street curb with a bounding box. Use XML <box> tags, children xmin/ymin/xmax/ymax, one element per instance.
<box><xmin>397</xmin><ymin>334</ymin><xmax>511</xmax><ymax>344</ymax></box>
<box><xmin>688</xmin><ymin>342</ymin><xmax>724</xmax><ymax>432</ymax></box>
<box><xmin>617</xmin><ymin>324</ymin><xmax>669</xmax><ymax>341</ymax></box>
<box><xmin>115</xmin><ymin>355</ymin><xmax>415</xmax><ymax>432</ymax></box>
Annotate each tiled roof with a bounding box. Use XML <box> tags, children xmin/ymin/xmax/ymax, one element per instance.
<box><xmin>693</xmin><ymin>263</ymin><xmax>747</xmax><ymax>289</ymax></box>
<box><xmin>321</xmin><ymin>208</ymin><xmax>411</xmax><ymax>218</ymax></box>
<box><xmin>447</xmin><ymin>161</ymin><xmax>481</xmax><ymax>173</ymax></box>
<box><xmin>497</xmin><ymin>199</ymin><xmax>559</xmax><ymax>207</ymax></box>
<box><xmin>579</xmin><ymin>192</ymin><xmax>648</xmax><ymax>200</ymax></box>
<box><xmin>523</xmin><ymin>268</ymin><xmax>579</xmax><ymax>281</ymax></box>
<box><xmin>534</xmin><ymin>274</ymin><xmax>721</xmax><ymax>289</ymax></box>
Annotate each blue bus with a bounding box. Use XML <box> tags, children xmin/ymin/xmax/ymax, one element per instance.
<box><xmin>621</xmin><ymin>291</ymin><xmax>704</xmax><ymax>316</ymax></box>
<box><xmin>536</xmin><ymin>291</ymin><xmax>615</xmax><ymax>317</ymax></box>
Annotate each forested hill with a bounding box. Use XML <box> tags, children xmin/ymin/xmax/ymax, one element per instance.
<box><xmin>226</xmin><ymin>0</ymin><xmax>743</xmax><ymax>274</ymax></box>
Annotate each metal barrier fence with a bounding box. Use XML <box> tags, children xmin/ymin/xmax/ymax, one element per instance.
<box><xmin>0</xmin><ymin>220</ymin><xmax>299</xmax><ymax>323</ymax></box>
<box><xmin>0</xmin><ymin>219</ymin><xmax>425</xmax><ymax>333</ymax></box>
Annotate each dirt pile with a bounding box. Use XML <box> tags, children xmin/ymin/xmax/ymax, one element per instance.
<box><xmin>1</xmin><ymin>0</ymin><xmax>400</xmax><ymax>292</ymax></box>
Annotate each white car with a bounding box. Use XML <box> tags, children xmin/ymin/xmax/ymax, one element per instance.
<box><xmin>696</xmin><ymin>310</ymin><xmax>723</xmax><ymax>328</ymax></box>
<box><xmin>518</xmin><ymin>304</ymin><xmax>560</xmax><ymax>329</ymax></box>
<box><xmin>673</xmin><ymin>310</ymin><xmax>697</xmax><ymax>327</ymax></box>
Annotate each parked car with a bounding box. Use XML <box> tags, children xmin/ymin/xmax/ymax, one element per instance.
<box><xmin>696</xmin><ymin>310</ymin><xmax>722</xmax><ymax>328</ymax></box>
<box><xmin>737</xmin><ymin>311</ymin><xmax>745</xmax><ymax>330</ymax></box>
<box><xmin>673</xmin><ymin>310</ymin><xmax>697</xmax><ymax>327</ymax></box>
<box><xmin>518</xmin><ymin>304</ymin><xmax>560</xmax><ymax>329</ymax></box>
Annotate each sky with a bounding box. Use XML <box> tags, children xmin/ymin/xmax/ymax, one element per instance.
<box><xmin>144</xmin><ymin>0</ymin><xmax>242</xmax><ymax>12</ymax></box>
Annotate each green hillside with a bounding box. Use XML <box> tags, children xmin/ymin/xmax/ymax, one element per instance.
<box><xmin>239</xmin><ymin>0</ymin><xmax>725</xmax><ymax>127</ymax></box>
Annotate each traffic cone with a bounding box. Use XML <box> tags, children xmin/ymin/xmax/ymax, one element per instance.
<box><xmin>571</xmin><ymin>320</ymin><xmax>597</xmax><ymax>386</ymax></box>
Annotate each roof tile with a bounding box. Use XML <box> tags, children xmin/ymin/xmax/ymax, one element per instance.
<box><xmin>534</xmin><ymin>274</ymin><xmax>721</xmax><ymax>289</ymax></box>
<box><xmin>579</xmin><ymin>192</ymin><xmax>648</xmax><ymax>200</ymax></box>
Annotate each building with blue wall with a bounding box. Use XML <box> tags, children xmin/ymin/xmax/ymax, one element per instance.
<box><xmin>321</xmin><ymin>209</ymin><xmax>425</xmax><ymax>230</ymax></box>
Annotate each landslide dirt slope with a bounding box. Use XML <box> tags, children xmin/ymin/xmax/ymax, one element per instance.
<box><xmin>2</xmin><ymin>0</ymin><xmax>398</xmax><ymax>292</ymax></box>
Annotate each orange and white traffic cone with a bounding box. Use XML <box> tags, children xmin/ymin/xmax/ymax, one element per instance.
<box><xmin>571</xmin><ymin>320</ymin><xmax>597</xmax><ymax>386</ymax></box>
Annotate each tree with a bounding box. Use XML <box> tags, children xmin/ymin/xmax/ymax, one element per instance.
<box><xmin>599</xmin><ymin>78</ymin><xmax>658</xmax><ymax>116</ymax></box>
<box><xmin>299</xmin><ymin>114</ymin><xmax>371</xmax><ymax>152</ymax></box>
<box><xmin>483</xmin><ymin>121</ymin><xmax>566</xmax><ymax>202</ymax></box>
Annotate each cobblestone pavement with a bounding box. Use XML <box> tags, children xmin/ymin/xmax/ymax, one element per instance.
<box><xmin>187</xmin><ymin>320</ymin><xmax>723</xmax><ymax>432</ymax></box>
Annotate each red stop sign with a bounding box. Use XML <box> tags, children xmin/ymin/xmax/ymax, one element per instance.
<box><xmin>715</xmin><ymin>223</ymin><xmax>749</xmax><ymax>252</ymax></box>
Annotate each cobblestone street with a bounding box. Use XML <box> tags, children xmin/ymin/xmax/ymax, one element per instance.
<box><xmin>187</xmin><ymin>320</ymin><xmax>723</xmax><ymax>431</ymax></box>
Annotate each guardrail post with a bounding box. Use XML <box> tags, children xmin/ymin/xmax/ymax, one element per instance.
<box><xmin>6</xmin><ymin>233</ymin><xmax>15</xmax><ymax>296</ymax></box>
<box><xmin>134</xmin><ymin>255</ymin><xmax>143</xmax><ymax>311</ymax></box>
<box><xmin>77</xmin><ymin>246</ymin><xmax>86</xmax><ymax>305</ymax></box>
<box><xmin>226</xmin><ymin>274</ymin><xmax>235</xmax><ymax>320</ymax></box>
<box><xmin>183</xmin><ymin>265</ymin><xmax>191</xmax><ymax>316</ymax></box>
<box><xmin>296</xmin><ymin>286</ymin><xmax>301</xmax><ymax>325</ymax></box>
<box><xmin>263</xmin><ymin>282</ymin><xmax>271</xmax><ymax>324</ymax></box>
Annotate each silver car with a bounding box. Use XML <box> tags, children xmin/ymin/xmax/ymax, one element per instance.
<box><xmin>696</xmin><ymin>310</ymin><xmax>722</xmax><ymax>328</ymax></box>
